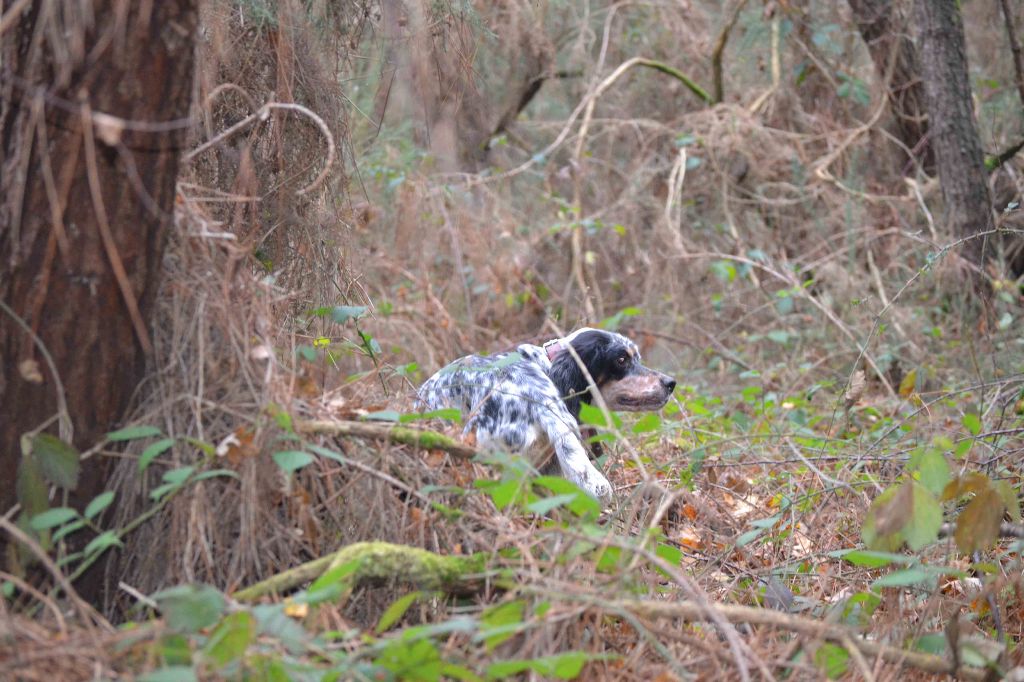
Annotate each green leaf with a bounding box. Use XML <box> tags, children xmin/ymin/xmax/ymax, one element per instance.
<box><xmin>376</xmin><ymin>591</ymin><xmax>422</xmax><ymax>633</ymax></box>
<box><xmin>400</xmin><ymin>408</ymin><xmax>463</xmax><ymax>424</ymax></box>
<box><xmin>107</xmin><ymin>425</ymin><xmax>163</xmax><ymax>441</ymax></box>
<box><xmin>84</xmin><ymin>530</ymin><xmax>123</xmax><ymax>557</ymax></box>
<box><xmin>486</xmin><ymin>652</ymin><xmax>603</xmax><ymax>680</ymax></box>
<box><xmin>52</xmin><ymin>519</ymin><xmax>85</xmax><ymax>543</ymax></box>
<box><xmin>191</xmin><ymin>469</ymin><xmax>239</xmax><ymax>483</ymax></box>
<box><xmin>272</xmin><ymin>450</ymin><xmax>315</xmax><ymax>473</ymax></box>
<box><xmin>152</xmin><ymin>584</ymin><xmax>226</xmax><ymax>633</ymax></box>
<box><xmin>364</xmin><ymin>410</ymin><xmax>401</xmax><ymax>422</ymax></box>
<box><xmin>962</xmin><ymin>413</ymin><xmax>981</xmax><ymax>436</ymax></box>
<box><xmin>330</xmin><ymin>305</ymin><xmax>367</xmax><ymax>324</ymax></box>
<box><xmin>871</xmin><ymin>567</ymin><xmax>933</xmax><ymax>589</ymax></box>
<box><xmin>908</xmin><ymin>449</ymin><xmax>950</xmax><ymax>497</ymax></box>
<box><xmin>479</xmin><ymin>600</ymin><xmax>526</xmax><ymax>651</ymax></box>
<box><xmin>84</xmin><ymin>491</ymin><xmax>115</xmax><ymax>520</ymax></box>
<box><xmin>163</xmin><ymin>466</ymin><xmax>195</xmax><ymax>485</ymax></box>
<box><xmin>862</xmin><ymin>481</ymin><xmax>941</xmax><ymax>551</ymax></box>
<box><xmin>301</xmin><ymin>559</ymin><xmax>361</xmax><ymax>605</ymax></box>
<box><xmin>595</xmin><ymin>545</ymin><xmax>623</xmax><ymax>573</ymax></box>
<box><xmin>29</xmin><ymin>507</ymin><xmax>80</xmax><ymax>531</ymax></box>
<box><xmin>532</xmin><ymin>477</ymin><xmax>601</xmax><ymax>517</ymax></box>
<box><xmin>578</xmin><ymin>403</ymin><xmax>609</xmax><ymax>427</ymax></box>
<box><xmin>475</xmin><ymin>478</ymin><xmax>521</xmax><ymax>510</ymax></box>
<box><xmin>631</xmin><ymin>413</ymin><xmax>662</xmax><ymax>434</ymax></box>
<box><xmin>159</xmin><ymin>634</ymin><xmax>193</xmax><ymax>666</ymax></box>
<box><xmin>526</xmin><ymin>493</ymin><xmax>579</xmax><ymax>516</ymax></box>
<box><xmin>203</xmin><ymin>610</ymin><xmax>255</xmax><ymax>668</ymax></box>
<box><xmin>138</xmin><ymin>667</ymin><xmax>198</xmax><ymax>682</ymax></box>
<box><xmin>953</xmin><ymin>487</ymin><xmax>1004</xmax><ymax>553</ymax></box>
<box><xmin>814</xmin><ymin>642</ymin><xmax>849</xmax><ymax>679</ymax></box>
<box><xmin>913</xmin><ymin>633</ymin><xmax>949</xmax><ymax>655</ymax></box>
<box><xmin>904</xmin><ymin>482</ymin><xmax>943</xmax><ymax>551</ymax></box>
<box><xmin>31</xmin><ymin>433</ymin><xmax>80</xmax><ymax>489</ymax></box>
<box><xmin>139</xmin><ymin>438</ymin><xmax>175</xmax><ymax>472</ymax></box>
<box><xmin>829</xmin><ymin>549</ymin><xmax>913</xmax><ymax>568</ymax></box>
<box><xmin>16</xmin><ymin>456</ymin><xmax>49</xmax><ymax>517</ymax></box>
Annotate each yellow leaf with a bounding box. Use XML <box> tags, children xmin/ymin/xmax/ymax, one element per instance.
<box><xmin>898</xmin><ymin>369</ymin><xmax>918</xmax><ymax>398</ymax></box>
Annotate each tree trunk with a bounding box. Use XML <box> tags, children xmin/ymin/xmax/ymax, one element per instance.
<box><xmin>913</xmin><ymin>0</ymin><xmax>992</xmax><ymax>269</ymax></box>
<box><xmin>0</xmin><ymin>1</ymin><xmax>198</xmax><ymax>514</ymax></box>
<box><xmin>848</xmin><ymin>0</ymin><xmax>935</xmax><ymax>175</ymax></box>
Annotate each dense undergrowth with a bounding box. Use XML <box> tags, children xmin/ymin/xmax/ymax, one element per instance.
<box><xmin>4</xmin><ymin>0</ymin><xmax>1024</xmax><ymax>680</ymax></box>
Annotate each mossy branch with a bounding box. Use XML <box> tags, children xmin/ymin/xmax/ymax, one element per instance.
<box><xmin>233</xmin><ymin>541</ymin><xmax>489</xmax><ymax>602</ymax></box>
<box><xmin>297</xmin><ymin>419</ymin><xmax>477</xmax><ymax>459</ymax></box>
<box><xmin>633</xmin><ymin>58</ymin><xmax>713</xmax><ymax>105</ymax></box>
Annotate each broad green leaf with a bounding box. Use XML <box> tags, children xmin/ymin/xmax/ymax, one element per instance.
<box><xmin>475</xmin><ymin>478</ymin><xmax>521</xmax><ymax>510</ymax></box>
<box><xmin>163</xmin><ymin>466</ymin><xmax>195</xmax><ymax>485</ymax></box>
<box><xmin>138</xmin><ymin>667</ymin><xmax>198</xmax><ymax>682</ymax></box>
<box><xmin>139</xmin><ymin>438</ymin><xmax>175</xmax><ymax>472</ymax></box>
<box><xmin>595</xmin><ymin>545</ymin><xmax>623</xmax><ymax>573</ymax></box>
<box><xmin>532</xmin><ymin>477</ymin><xmax>601</xmax><ymax>517</ymax></box>
<box><xmin>486</xmin><ymin>652</ymin><xmax>602</xmax><ymax>680</ymax></box>
<box><xmin>301</xmin><ymin>559</ymin><xmax>361</xmax><ymax>604</ymax></box>
<box><xmin>84</xmin><ymin>491</ymin><xmax>115</xmax><ymax>520</ymax></box>
<box><xmin>52</xmin><ymin>519</ymin><xmax>85</xmax><ymax>543</ymax></box>
<box><xmin>272</xmin><ymin>450</ymin><xmax>315</xmax><ymax>473</ymax></box>
<box><xmin>908</xmin><ymin>449</ymin><xmax>950</xmax><ymax>497</ymax></box>
<box><xmin>829</xmin><ymin>549</ymin><xmax>913</xmax><ymax>568</ymax></box>
<box><xmin>16</xmin><ymin>456</ymin><xmax>48</xmax><ymax>517</ymax></box>
<box><xmin>479</xmin><ymin>600</ymin><xmax>526</xmax><ymax>651</ymax></box>
<box><xmin>526</xmin><ymin>493</ymin><xmax>579</xmax><ymax>516</ymax></box>
<box><xmin>203</xmin><ymin>610</ymin><xmax>255</xmax><ymax>668</ymax></box>
<box><xmin>84</xmin><ymin>530</ymin><xmax>123</xmax><ymax>557</ymax></box>
<box><xmin>961</xmin><ymin>413</ymin><xmax>981</xmax><ymax>436</ymax></box>
<box><xmin>578</xmin><ymin>403</ymin><xmax>609</xmax><ymax>428</ymax></box>
<box><xmin>29</xmin><ymin>507</ymin><xmax>80</xmax><ymax>531</ymax></box>
<box><xmin>400</xmin><ymin>408</ymin><xmax>462</xmax><ymax>424</ymax></box>
<box><xmin>904</xmin><ymin>482</ymin><xmax>942</xmax><ymax>550</ymax></box>
<box><xmin>364</xmin><ymin>410</ymin><xmax>400</xmax><ymax>422</ymax></box>
<box><xmin>814</xmin><ymin>642</ymin><xmax>849</xmax><ymax>679</ymax></box>
<box><xmin>736</xmin><ymin>526</ymin><xmax>767</xmax><ymax>547</ymax></box>
<box><xmin>191</xmin><ymin>469</ymin><xmax>239</xmax><ymax>483</ymax></box>
<box><xmin>376</xmin><ymin>591</ymin><xmax>422</xmax><ymax>633</ymax></box>
<box><xmin>107</xmin><ymin>425</ymin><xmax>163</xmax><ymax>441</ymax></box>
<box><xmin>996</xmin><ymin>480</ymin><xmax>1021</xmax><ymax>522</ymax></box>
<box><xmin>152</xmin><ymin>584</ymin><xmax>226</xmax><ymax>633</ymax></box>
<box><xmin>631</xmin><ymin>413</ymin><xmax>662</xmax><ymax>433</ymax></box>
<box><xmin>913</xmin><ymin>633</ymin><xmax>948</xmax><ymax>655</ymax></box>
<box><xmin>954</xmin><ymin>487</ymin><xmax>1004</xmax><ymax>553</ymax></box>
<box><xmin>159</xmin><ymin>634</ymin><xmax>193</xmax><ymax>666</ymax></box>
<box><xmin>870</xmin><ymin>568</ymin><xmax>933</xmax><ymax>589</ymax></box>
<box><xmin>31</xmin><ymin>433</ymin><xmax>80</xmax><ymax>489</ymax></box>
<box><xmin>330</xmin><ymin>305</ymin><xmax>367</xmax><ymax>324</ymax></box>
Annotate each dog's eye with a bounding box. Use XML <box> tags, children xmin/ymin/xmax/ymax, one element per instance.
<box><xmin>616</xmin><ymin>355</ymin><xmax>628</xmax><ymax>366</ymax></box>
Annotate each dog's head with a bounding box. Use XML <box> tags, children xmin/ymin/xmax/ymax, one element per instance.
<box><xmin>545</xmin><ymin>328</ymin><xmax>676</xmax><ymax>416</ymax></box>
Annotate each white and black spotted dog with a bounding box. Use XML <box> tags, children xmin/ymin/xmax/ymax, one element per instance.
<box><xmin>417</xmin><ymin>328</ymin><xmax>677</xmax><ymax>501</ymax></box>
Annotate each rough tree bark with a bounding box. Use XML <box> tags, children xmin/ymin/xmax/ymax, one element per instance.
<box><xmin>0</xmin><ymin>1</ymin><xmax>198</xmax><ymax>514</ymax></box>
<box><xmin>847</xmin><ymin>0</ymin><xmax>935</xmax><ymax>175</ymax></box>
<box><xmin>913</xmin><ymin>0</ymin><xmax>992</xmax><ymax>269</ymax></box>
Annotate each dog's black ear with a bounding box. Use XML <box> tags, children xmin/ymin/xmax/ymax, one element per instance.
<box><xmin>549</xmin><ymin>350</ymin><xmax>588</xmax><ymax>417</ymax></box>
<box><xmin>549</xmin><ymin>331</ymin><xmax>607</xmax><ymax>416</ymax></box>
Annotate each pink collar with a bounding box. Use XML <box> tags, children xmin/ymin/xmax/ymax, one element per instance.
<box><xmin>542</xmin><ymin>339</ymin><xmax>563</xmax><ymax>361</ymax></box>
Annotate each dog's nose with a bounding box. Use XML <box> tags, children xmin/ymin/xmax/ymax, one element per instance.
<box><xmin>661</xmin><ymin>375</ymin><xmax>676</xmax><ymax>393</ymax></box>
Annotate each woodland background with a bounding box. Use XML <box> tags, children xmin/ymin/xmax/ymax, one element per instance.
<box><xmin>2</xmin><ymin>0</ymin><xmax>1024</xmax><ymax>679</ymax></box>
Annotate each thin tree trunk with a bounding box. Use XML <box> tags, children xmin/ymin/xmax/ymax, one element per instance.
<box><xmin>0</xmin><ymin>1</ymin><xmax>198</xmax><ymax>513</ymax></box>
<box><xmin>913</xmin><ymin>0</ymin><xmax>992</xmax><ymax>270</ymax></box>
<box><xmin>848</xmin><ymin>0</ymin><xmax>934</xmax><ymax>175</ymax></box>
